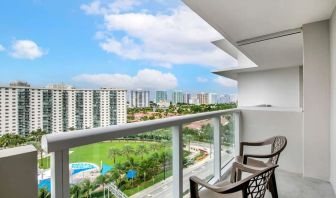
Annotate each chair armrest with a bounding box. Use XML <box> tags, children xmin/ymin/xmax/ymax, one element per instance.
<box><xmin>232</xmin><ymin>162</ymin><xmax>259</xmax><ymax>174</ymax></box>
<box><xmin>230</xmin><ymin>161</ymin><xmax>260</xmax><ymax>182</ymax></box>
<box><xmin>243</xmin><ymin>151</ymin><xmax>280</xmax><ymax>164</ymax></box>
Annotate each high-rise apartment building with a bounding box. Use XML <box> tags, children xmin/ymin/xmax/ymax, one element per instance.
<box><xmin>183</xmin><ymin>93</ymin><xmax>191</xmax><ymax>104</ymax></box>
<box><xmin>172</xmin><ymin>91</ymin><xmax>184</xmax><ymax>104</ymax></box>
<box><xmin>155</xmin><ymin>91</ymin><xmax>168</xmax><ymax>103</ymax></box>
<box><xmin>218</xmin><ymin>94</ymin><xmax>231</xmax><ymax>104</ymax></box>
<box><xmin>129</xmin><ymin>89</ymin><xmax>150</xmax><ymax>108</ymax></box>
<box><xmin>207</xmin><ymin>93</ymin><xmax>218</xmax><ymax>104</ymax></box>
<box><xmin>197</xmin><ymin>93</ymin><xmax>209</xmax><ymax>105</ymax></box>
<box><xmin>189</xmin><ymin>96</ymin><xmax>200</xmax><ymax>105</ymax></box>
<box><xmin>0</xmin><ymin>83</ymin><xmax>127</xmax><ymax>135</ymax></box>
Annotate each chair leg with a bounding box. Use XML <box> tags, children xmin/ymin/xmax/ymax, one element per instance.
<box><xmin>269</xmin><ymin>173</ymin><xmax>279</xmax><ymax>198</ymax></box>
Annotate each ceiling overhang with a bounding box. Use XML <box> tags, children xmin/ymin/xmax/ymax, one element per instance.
<box><xmin>183</xmin><ymin>0</ymin><xmax>336</xmax><ymax>79</ymax></box>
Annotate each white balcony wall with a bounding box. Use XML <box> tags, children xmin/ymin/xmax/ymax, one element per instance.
<box><xmin>0</xmin><ymin>145</ymin><xmax>37</xmax><ymax>198</ymax></box>
<box><xmin>238</xmin><ymin>66</ymin><xmax>302</xmax><ymax>108</ymax></box>
<box><xmin>303</xmin><ymin>20</ymin><xmax>331</xmax><ymax>181</ymax></box>
<box><xmin>330</xmin><ymin>7</ymin><xmax>336</xmax><ymax>193</ymax></box>
<box><xmin>240</xmin><ymin>109</ymin><xmax>303</xmax><ymax>174</ymax></box>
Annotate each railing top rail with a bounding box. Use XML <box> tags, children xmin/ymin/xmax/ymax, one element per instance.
<box><xmin>41</xmin><ymin>108</ymin><xmax>240</xmax><ymax>153</ymax></box>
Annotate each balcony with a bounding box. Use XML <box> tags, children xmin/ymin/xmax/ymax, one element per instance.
<box><xmin>1</xmin><ymin>0</ymin><xmax>336</xmax><ymax>197</ymax></box>
<box><xmin>0</xmin><ymin>108</ymin><xmax>335</xmax><ymax>198</ymax></box>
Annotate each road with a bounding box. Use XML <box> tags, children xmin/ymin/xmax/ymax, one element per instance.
<box><xmin>130</xmin><ymin>147</ymin><xmax>233</xmax><ymax>198</ymax></box>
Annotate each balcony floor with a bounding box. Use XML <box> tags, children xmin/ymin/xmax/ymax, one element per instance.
<box><xmin>266</xmin><ymin>170</ymin><xmax>335</xmax><ymax>198</ymax></box>
<box><xmin>201</xmin><ymin>169</ymin><xmax>335</xmax><ymax>198</ymax></box>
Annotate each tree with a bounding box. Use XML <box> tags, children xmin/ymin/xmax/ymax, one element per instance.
<box><xmin>94</xmin><ymin>175</ymin><xmax>109</xmax><ymax>195</ymax></box>
<box><xmin>38</xmin><ymin>188</ymin><xmax>50</xmax><ymax>198</ymax></box>
<box><xmin>137</xmin><ymin>144</ymin><xmax>148</xmax><ymax>160</ymax></box>
<box><xmin>70</xmin><ymin>184</ymin><xmax>81</xmax><ymax>198</ymax></box>
<box><xmin>33</xmin><ymin>142</ymin><xmax>44</xmax><ymax>168</ymax></box>
<box><xmin>184</xmin><ymin>134</ymin><xmax>193</xmax><ymax>153</ymax></box>
<box><xmin>28</xmin><ymin>129</ymin><xmax>47</xmax><ymax>142</ymax></box>
<box><xmin>108</xmin><ymin>147</ymin><xmax>121</xmax><ymax>164</ymax></box>
<box><xmin>149</xmin><ymin>143</ymin><xmax>160</xmax><ymax>151</ymax></box>
<box><xmin>80</xmin><ymin>179</ymin><xmax>96</xmax><ymax>198</ymax></box>
<box><xmin>0</xmin><ymin>133</ymin><xmax>25</xmax><ymax>148</ymax></box>
<box><xmin>122</xmin><ymin>144</ymin><xmax>134</xmax><ymax>160</ymax></box>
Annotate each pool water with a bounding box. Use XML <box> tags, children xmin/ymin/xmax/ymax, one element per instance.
<box><xmin>38</xmin><ymin>178</ymin><xmax>51</xmax><ymax>191</ymax></box>
<box><xmin>38</xmin><ymin>162</ymin><xmax>98</xmax><ymax>191</ymax></box>
<box><xmin>101</xmin><ymin>163</ymin><xmax>113</xmax><ymax>175</ymax></box>
<box><xmin>71</xmin><ymin>162</ymin><xmax>97</xmax><ymax>175</ymax></box>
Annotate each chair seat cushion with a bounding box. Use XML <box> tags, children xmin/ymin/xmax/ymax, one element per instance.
<box><xmin>199</xmin><ymin>180</ymin><xmax>242</xmax><ymax>198</ymax></box>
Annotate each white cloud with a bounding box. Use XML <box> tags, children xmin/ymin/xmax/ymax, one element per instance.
<box><xmin>73</xmin><ymin>69</ymin><xmax>178</xmax><ymax>90</ymax></box>
<box><xmin>0</xmin><ymin>44</ymin><xmax>5</xmax><ymax>52</ymax></box>
<box><xmin>11</xmin><ymin>40</ymin><xmax>45</xmax><ymax>60</ymax></box>
<box><xmin>197</xmin><ymin>77</ymin><xmax>208</xmax><ymax>83</ymax></box>
<box><xmin>81</xmin><ymin>0</ymin><xmax>139</xmax><ymax>15</ymax></box>
<box><xmin>82</xmin><ymin>2</ymin><xmax>236</xmax><ymax>68</ymax></box>
<box><xmin>214</xmin><ymin>77</ymin><xmax>237</xmax><ymax>87</ymax></box>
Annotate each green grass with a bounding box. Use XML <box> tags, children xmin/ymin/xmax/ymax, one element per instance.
<box><xmin>39</xmin><ymin>140</ymin><xmax>169</xmax><ymax>169</ymax></box>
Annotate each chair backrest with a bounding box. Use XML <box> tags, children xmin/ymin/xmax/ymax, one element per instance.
<box><xmin>269</xmin><ymin>136</ymin><xmax>287</xmax><ymax>164</ymax></box>
<box><xmin>242</xmin><ymin>165</ymin><xmax>277</xmax><ymax>198</ymax></box>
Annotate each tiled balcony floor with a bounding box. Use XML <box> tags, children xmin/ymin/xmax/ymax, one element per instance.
<box><xmin>265</xmin><ymin>170</ymin><xmax>335</xmax><ymax>198</ymax></box>
<box><xmin>200</xmin><ymin>169</ymin><xmax>335</xmax><ymax>198</ymax></box>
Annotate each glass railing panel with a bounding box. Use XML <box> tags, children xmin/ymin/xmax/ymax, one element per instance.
<box><xmin>38</xmin><ymin>128</ymin><xmax>173</xmax><ymax>198</ymax></box>
<box><xmin>220</xmin><ymin>113</ymin><xmax>235</xmax><ymax>169</ymax></box>
<box><xmin>182</xmin><ymin>118</ymin><xmax>214</xmax><ymax>197</ymax></box>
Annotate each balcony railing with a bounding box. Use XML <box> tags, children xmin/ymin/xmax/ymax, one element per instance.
<box><xmin>41</xmin><ymin>108</ymin><xmax>241</xmax><ymax>198</ymax></box>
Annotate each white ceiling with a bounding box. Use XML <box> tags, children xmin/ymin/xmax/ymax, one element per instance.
<box><xmin>183</xmin><ymin>0</ymin><xmax>336</xmax><ymax>43</ymax></box>
<box><xmin>183</xmin><ymin>0</ymin><xmax>335</xmax><ymax>79</ymax></box>
<box><xmin>239</xmin><ymin>32</ymin><xmax>303</xmax><ymax>69</ymax></box>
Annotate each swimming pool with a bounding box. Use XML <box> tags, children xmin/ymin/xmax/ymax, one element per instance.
<box><xmin>70</xmin><ymin>162</ymin><xmax>98</xmax><ymax>175</ymax></box>
<box><xmin>38</xmin><ymin>162</ymin><xmax>99</xmax><ymax>191</ymax></box>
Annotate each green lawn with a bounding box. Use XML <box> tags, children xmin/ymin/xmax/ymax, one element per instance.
<box><xmin>39</xmin><ymin>140</ymin><xmax>169</xmax><ymax>169</ymax></box>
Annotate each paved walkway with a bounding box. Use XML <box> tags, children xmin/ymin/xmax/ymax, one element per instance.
<box><xmin>130</xmin><ymin>154</ymin><xmax>233</xmax><ymax>198</ymax></box>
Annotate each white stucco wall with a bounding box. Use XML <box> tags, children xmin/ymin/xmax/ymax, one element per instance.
<box><xmin>303</xmin><ymin>20</ymin><xmax>331</xmax><ymax>181</ymax></box>
<box><xmin>0</xmin><ymin>145</ymin><xmax>37</xmax><ymax>198</ymax></box>
<box><xmin>238</xmin><ymin>66</ymin><xmax>302</xmax><ymax>108</ymax></box>
<box><xmin>241</xmin><ymin>110</ymin><xmax>303</xmax><ymax>174</ymax></box>
<box><xmin>330</xmin><ymin>8</ymin><xmax>336</xmax><ymax>192</ymax></box>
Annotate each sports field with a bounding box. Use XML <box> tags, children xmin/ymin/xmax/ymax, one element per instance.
<box><xmin>39</xmin><ymin>140</ymin><xmax>170</xmax><ymax>169</ymax></box>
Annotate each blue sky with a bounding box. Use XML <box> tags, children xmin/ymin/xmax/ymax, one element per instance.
<box><xmin>0</xmin><ymin>0</ymin><xmax>237</xmax><ymax>95</ymax></box>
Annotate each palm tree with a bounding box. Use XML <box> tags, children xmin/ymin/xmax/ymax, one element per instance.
<box><xmin>137</xmin><ymin>144</ymin><xmax>148</xmax><ymax>160</ymax></box>
<box><xmin>70</xmin><ymin>184</ymin><xmax>81</xmax><ymax>198</ymax></box>
<box><xmin>94</xmin><ymin>175</ymin><xmax>109</xmax><ymax>196</ymax></box>
<box><xmin>28</xmin><ymin>129</ymin><xmax>47</xmax><ymax>142</ymax></box>
<box><xmin>80</xmin><ymin>179</ymin><xmax>96</xmax><ymax>198</ymax></box>
<box><xmin>149</xmin><ymin>143</ymin><xmax>160</xmax><ymax>152</ymax></box>
<box><xmin>122</xmin><ymin>144</ymin><xmax>134</xmax><ymax>160</ymax></box>
<box><xmin>108</xmin><ymin>147</ymin><xmax>121</xmax><ymax>164</ymax></box>
<box><xmin>184</xmin><ymin>134</ymin><xmax>193</xmax><ymax>153</ymax></box>
<box><xmin>38</xmin><ymin>188</ymin><xmax>50</xmax><ymax>198</ymax></box>
<box><xmin>33</xmin><ymin>142</ymin><xmax>44</xmax><ymax>168</ymax></box>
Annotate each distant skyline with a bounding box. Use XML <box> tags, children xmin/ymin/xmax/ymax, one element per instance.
<box><xmin>0</xmin><ymin>0</ymin><xmax>237</xmax><ymax>95</ymax></box>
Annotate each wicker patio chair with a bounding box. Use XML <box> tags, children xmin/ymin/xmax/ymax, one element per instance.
<box><xmin>190</xmin><ymin>162</ymin><xmax>278</xmax><ymax>198</ymax></box>
<box><xmin>237</xmin><ymin>136</ymin><xmax>287</xmax><ymax>198</ymax></box>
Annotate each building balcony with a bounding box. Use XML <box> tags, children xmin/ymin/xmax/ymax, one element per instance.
<box><xmin>0</xmin><ymin>108</ymin><xmax>335</xmax><ymax>198</ymax></box>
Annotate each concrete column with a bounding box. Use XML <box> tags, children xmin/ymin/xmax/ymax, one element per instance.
<box><xmin>303</xmin><ymin>20</ymin><xmax>331</xmax><ymax>180</ymax></box>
